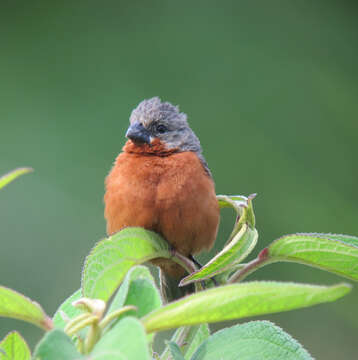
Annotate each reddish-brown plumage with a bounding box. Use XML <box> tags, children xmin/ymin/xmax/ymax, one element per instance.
<box><xmin>104</xmin><ymin>139</ymin><xmax>220</xmax><ymax>278</ymax></box>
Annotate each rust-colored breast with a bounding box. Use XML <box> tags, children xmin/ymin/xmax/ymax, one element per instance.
<box><xmin>104</xmin><ymin>141</ymin><xmax>220</xmax><ymax>275</ymax></box>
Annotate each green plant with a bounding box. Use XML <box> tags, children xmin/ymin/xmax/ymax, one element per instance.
<box><xmin>0</xmin><ymin>168</ymin><xmax>357</xmax><ymax>359</ymax></box>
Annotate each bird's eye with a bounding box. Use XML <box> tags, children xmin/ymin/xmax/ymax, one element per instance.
<box><xmin>156</xmin><ymin>124</ymin><xmax>167</xmax><ymax>134</ymax></box>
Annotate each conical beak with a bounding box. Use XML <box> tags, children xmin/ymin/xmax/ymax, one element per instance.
<box><xmin>125</xmin><ymin>123</ymin><xmax>151</xmax><ymax>144</ymax></box>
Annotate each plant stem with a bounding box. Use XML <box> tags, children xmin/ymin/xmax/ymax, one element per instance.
<box><xmin>41</xmin><ymin>316</ymin><xmax>54</xmax><ymax>331</ymax></box>
<box><xmin>66</xmin><ymin>315</ymin><xmax>98</xmax><ymax>337</ymax></box>
<box><xmin>99</xmin><ymin>305</ymin><xmax>137</xmax><ymax>330</ymax></box>
<box><xmin>228</xmin><ymin>248</ymin><xmax>273</xmax><ymax>283</ymax></box>
<box><xmin>171</xmin><ymin>250</ymin><xmax>198</xmax><ymax>274</ymax></box>
<box><xmin>64</xmin><ymin>313</ymin><xmax>92</xmax><ymax>334</ymax></box>
<box><xmin>84</xmin><ymin>321</ymin><xmax>101</xmax><ymax>354</ymax></box>
<box><xmin>160</xmin><ymin>326</ymin><xmax>192</xmax><ymax>360</ymax></box>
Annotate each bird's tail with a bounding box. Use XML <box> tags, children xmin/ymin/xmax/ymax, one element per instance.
<box><xmin>151</xmin><ymin>258</ymin><xmax>194</xmax><ymax>302</ymax></box>
<box><xmin>159</xmin><ymin>267</ymin><xmax>195</xmax><ymax>303</ymax></box>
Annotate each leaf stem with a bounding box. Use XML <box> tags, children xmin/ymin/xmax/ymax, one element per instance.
<box><xmin>66</xmin><ymin>315</ymin><xmax>98</xmax><ymax>337</ymax></box>
<box><xmin>228</xmin><ymin>248</ymin><xmax>273</xmax><ymax>283</ymax></box>
<box><xmin>64</xmin><ymin>313</ymin><xmax>92</xmax><ymax>334</ymax></box>
<box><xmin>84</xmin><ymin>321</ymin><xmax>101</xmax><ymax>354</ymax></box>
<box><xmin>171</xmin><ymin>251</ymin><xmax>197</xmax><ymax>274</ymax></box>
<box><xmin>99</xmin><ymin>305</ymin><xmax>137</xmax><ymax>330</ymax></box>
<box><xmin>160</xmin><ymin>326</ymin><xmax>191</xmax><ymax>360</ymax></box>
<box><xmin>41</xmin><ymin>316</ymin><xmax>54</xmax><ymax>331</ymax></box>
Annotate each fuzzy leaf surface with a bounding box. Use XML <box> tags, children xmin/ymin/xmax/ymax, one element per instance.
<box><xmin>120</xmin><ymin>271</ymin><xmax>161</xmax><ymax>319</ymax></box>
<box><xmin>268</xmin><ymin>233</ymin><xmax>358</xmax><ymax>280</ymax></box>
<box><xmin>82</xmin><ymin>227</ymin><xmax>169</xmax><ymax>301</ymax></box>
<box><xmin>33</xmin><ymin>329</ymin><xmax>83</xmax><ymax>360</ymax></box>
<box><xmin>107</xmin><ymin>265</ymin><xmax>161</xmax><ymax>317</ymax></box>
<box><xmin>142</xmin><ymin>281</ymin><xmax>350</xmax><ymax>333</ymax></box>
<box><xmin>0</xmin><ymin>331</ymin><xmax>30</xmax><ymax>360</ymax></box>
<box><xmin>92</xmin><ymin>317</ymin><xmax>150</xmax><ymax>360</ymax></box>
<box><xmin>191</xmin><ymin>320</ymin><xmax>313</xmax><ymax>360</ymax></box>
<box><xmin>162</xmin><ymin>325</ymin><xmax>210</xmax><ymax>360</ymax></box>
<box><xmin>0</xmin><ymin>168</ymin><xmax>33</xmax><ymax>190</ymax></box>
<box><xmin>167</xmin><ymin>341</ymin><xmax>185</xmax><ymax>360</ymax></box>
<box><xmin>0</xmin><ymin>286</ymin><xmax>51</xmax><ymax>330</ymax></box>
<box><xmin>182</xmin><ymin>324</ymin><xmax>210</xmax><ymax>360</ymax></box>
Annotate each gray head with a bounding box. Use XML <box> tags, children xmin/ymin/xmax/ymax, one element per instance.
<box><xmin>126</xmin><ymin>97</ymin><xmax>202</xmax><ymax>152</ymax></box>
<box><xmin>126</xmin><ymin>97</ymin><xmax>210</xmax><ymax>173</ymax></box>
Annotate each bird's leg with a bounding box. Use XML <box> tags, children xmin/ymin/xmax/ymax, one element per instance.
<box><xmin>188</xmin><ymin>255</ymin><xmax>207</xmax><ymax>289</ymax></box>
<box><xmin>188</xmin><ymin>254</ymin><xmax>203</xmax><ymax>268</ymax></box>
<box><xmin>189</xmin><ymin>254</ymin><xmax>218</xmax><ymax>287</ymax></box>
<box><xmin>168</xmin><ymin>247</ymin><xmax>197</xmax><ymax>274</ymax></box>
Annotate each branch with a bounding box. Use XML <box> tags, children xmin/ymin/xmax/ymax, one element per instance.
<box><xmin>228</xmin><ymin>248</ymin><xmax>273</xmax><ymax>283</ymax></box>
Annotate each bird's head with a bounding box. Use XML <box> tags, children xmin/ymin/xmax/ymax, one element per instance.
<box><xmin>125</xmin><ymin>97</ymin><xmax>202</xmax><ymax>156</ymax></box>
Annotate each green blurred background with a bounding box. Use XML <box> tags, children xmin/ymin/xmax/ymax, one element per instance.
<box><xmin>1</xmin><ymin>0</ymin><xmax>357</xmax><ymax>358</ymax></box>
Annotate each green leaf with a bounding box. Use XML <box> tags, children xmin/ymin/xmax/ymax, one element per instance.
<box><xmin>33</xmin><ymin>329</ymin><xmax>83</xmax><ymax>360</ymax></box>
<box><xmin>217</xmin><ymin>194</ymin><xmax>256</xmax><ymax>228</ymax></box>
<box><xmin>0</xmin><ymin>286</ymin><xmax>52</xmax><ymax>330</ymax></box>
<box><xmin>142</xmin><ymin>281</ymin><xmax>351</xmax><ymax>333</ymax></box>
<box><xmin>161</xmin><ymin>325</ymin><xmax>210</xmax><ymax>360</ymax></box>
<box><xmin>106</xmin><ymin>266</ymin><xmax>161</xmax><ymax>347</ymax></box>
<box><xmin>0</xmin><ymin>168</ymin><xmax>33</xmax><ymax>190</ymax></box>
<box><xmin>82</xmin><ymin>227</ymin><xmax>169</xmax><ymax>301</ymax></box>
<box><xmin>92</xmin><ymin>317</ymin><xmax>150</xmax><ymax>360</ymax></box>
<box><xmin>181</xmin><ymin>195</ymin><xmax>258</xmax><ymax>285</ymax></box>
<box><xmin>118</xmin><ymin>267</ymin><xmax>162</xmax><ymax>318</ymax></box>
<box><xmin>106</xmin><ymin>275</ymin><xmax>132</xmax><ymax>316</ymax></box>
<box><xmin>180</xmin><ymin>224</ymin><xmax>258</xmax><ymax>285</ymax></box>
<box><xmin>216</xmin><ymin>195</ymin><xmax>248</xmax><ymax>209</ymax></box>
<box><xmin>268</xmin><ymin>233</ymin><xmax>358</xmax><ymax>281</ymax></box>
<box><xmin>0</xmin><ymin>331</ymin><xmax>31</xmax><ymax>360</ymax></box>
<box><xmin>89</xmin><ymin>353</ymin><xmax>126</xmax><ymax>360</ymax></box>
<box><xmin>167</xmin><ymin>341</ymin><xmax>185</xmax><ymax>360</ymax></box>
<box><xmin>104</xmin><ymin>265</ymin><xmax>161</xmax><ymax>342</ymax></box>
<box><xmin>107</xmin><ymin>266</ymin><xmax>161</xmax><ymax>316</ymax></box>
<box><xmin>182</xmin><ymin>325</ymin><xmax>210</xmax><ymax>360</ymax></box>
<box><xmin>191</xmin><ymin>320</ymin><xmax>313</xmax><ymax>360</ymax></box>
<box><xmin>53</xmin><ymin>289</ymin><xmax>82</xmax><ymax>329</ymax></box>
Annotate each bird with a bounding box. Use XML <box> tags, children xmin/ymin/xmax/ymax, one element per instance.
<box><xmin>104</xmin><ymin>97</ymin><xmax>220</xmax><ymax>300</ymax></box>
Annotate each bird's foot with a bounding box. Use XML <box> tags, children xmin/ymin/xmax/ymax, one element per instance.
<box><xmin>189</xmin><ymin>254</ymin><xmax>218</xmax><ymax>288</ymax></box>
<box><xmin>168</xmin><ymin>247</ymin><xmax>197</xmax><ymax>274</ymax></box>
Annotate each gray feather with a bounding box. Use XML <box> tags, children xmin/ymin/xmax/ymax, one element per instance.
<box><xmin>129</xmin><ymin>97</ymin><xmax>211</xmax><ymax>176</ymax></box>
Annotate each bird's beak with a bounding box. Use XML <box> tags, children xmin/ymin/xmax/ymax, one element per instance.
<box><xmin>125</xmin><ymin>123</ymin><xmax>151</xmax><ymax>144</ymax></box>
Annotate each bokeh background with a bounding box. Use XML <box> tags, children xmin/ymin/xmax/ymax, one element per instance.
<box><xmin>1</xmin><ymin>0</ymin><xmax>357</xmax><ymax>358</ymax></box>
